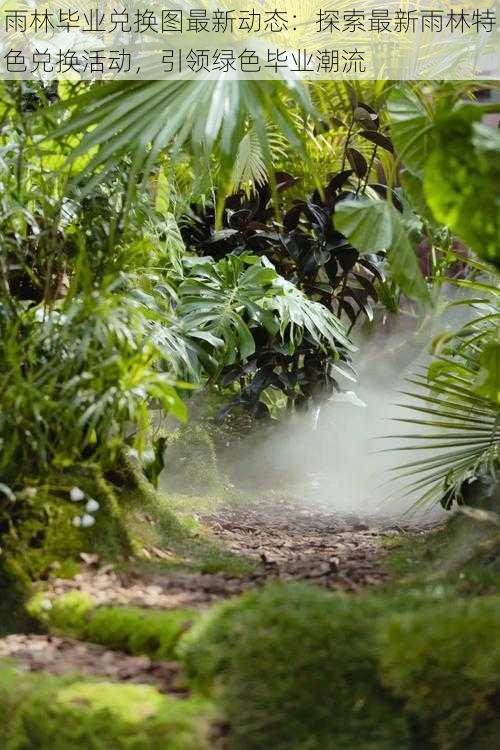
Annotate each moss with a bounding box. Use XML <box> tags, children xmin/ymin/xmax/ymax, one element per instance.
<box><xmin>3</xmin><ymin>498</ymin><xmax>86</xmax><ymax>581</ymax></box>
<box><xmin>28</xmin><ymin>591</ymin><xmax>94</xmax><ymax>638</ymax></box>
<box><xmin>1</xmin><ymin>456</ymin><xmax>227</xmax><ymax>586</ymax></box>
<box><xmin>182</xmin><ymin>541</ymin><xmax>256</xmax><ymax>576</ymax></box>
<box><xmin>179</xmin><ymin>579</ymin><xmax>500</xmax><ymax>750</ymax></box>
<box><xmin>179</xmin><ymin>582</ymin><xmax>410</xmax><ymax>750</ymax></box>
<box><xmin>0</xmin><ymin>664</ymin><xmax>214</xmax><ymax>749</ymax></box>
<box><xmin>86</xmin><ymin>607</ymin><xmax>197</xmax><ymax>660</ymax></box>
<box><xmin>0</xmin><ymin>556</ymin><xmax>39</xmax><ymax>636</ymax></box>
<box><xmin>29</xmin><ymin>591</ymin><xmax>197</xmax><ymax>661</ymax></box>
<box><xmin>2</xmin><ymin>468</ymin><xmax>134</xmax><ymax>582</ymax></box>
<box><xmin>160</xmin><ymin>425</ymin><xmax>221</xmax><ymax>496</ymax></box>
<box><xmin>87</xmin><ymin>467</ymin><xmax>135</xmax><ymax>560</ymax></box>
<box><xmin>384</xmin><ymin>515</ymin><xmax>500</xmax><ymax>596</ymax></box>
<box><xmin>379</xmin><ymin>595</ymin><xmax>500</xmax><ymax>749</ymax></box>
<box><xmin>118</xmin><ymin>460</ymin><xmax>256</xmax><ymax>578</ymax></box>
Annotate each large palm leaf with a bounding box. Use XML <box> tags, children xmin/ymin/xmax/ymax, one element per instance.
<box><xmin>386</xmin><ymin>370</ymin><xmax>499</xmax><ymax>507</ymax></box>
<box><xmin>53</xmin><ymin>80</ymin><xmax>314</xmax><ymax>207</ymax></box>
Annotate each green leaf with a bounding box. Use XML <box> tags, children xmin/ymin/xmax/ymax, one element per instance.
<box><xmin>424</xmin><ymin>116</ymin><xmax>500</xmax><ymax>268</ymax></box>
<box><xmin>155</xmin><ymin>165</ymin><xmax>170</xmax><ymax>215</ymax></box>
<box><xmin>335</xmin><ymin>199</ymin><xmax>393</xmax><ymax>253</ymax></box>
<box><xmin>335</xmin><ymin>198</ymin><xmax>429</xmax><ymax>303</ymax></box>
<box><xmin>387</xmin><ymin>88</ymin><xmax>435</xmax><ymax>176</ymax></box>
<box><xmin>177</xmin><ymin>255</ymin><xmax>278</xmax><ymax>366</ymax></box>
<box><xmin>387</xmin><ymin>89</ymin><xmax>434</xmax><ymax>176</ymax></box>
<box><xmin>387</xmin><ymin>217</ymin><xmax>430</xmax><ymax>304</ymax></box>
<box><xmin>50</xmin><ymin>80</ymin><xmax>314</xmax><ymax>203</ymax></box>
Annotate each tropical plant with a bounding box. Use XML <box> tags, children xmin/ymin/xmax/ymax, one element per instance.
<box><xmin>51</xmin><ymin>80</ymin><xmax>314</xmax><ymax>216</ymax></box>
<box><xmin>0</xmin><ymin>80</ymin><xmax>357</xmax><ymax>494</ymax></box>
<box><xmin>180</xmin><ymin>171</ymin><xmax>385</xmax><ymax>326</ymax></box>
<box><xmin>2</xmin><ymin>77</ymin><xmax>497</xmax><ymax>520</ymax></box>
<box><xmin>385</xmin><ymin>291</ymin><xmax>499</xmax><ymax>508</ymax></box>
<box><xmin>173</xmin><ymin>253</ymin><xmax>353</xmax><ymax>417</ymax></box>
<box><xmin>380</xmin><ymin>86</ymin><xmax>500</xmax><ymax>509</ymax></box>
<box><xmin>387</xmin><ymin>85</ymin><xmax>500</xmax><ymax>268</ymax></box>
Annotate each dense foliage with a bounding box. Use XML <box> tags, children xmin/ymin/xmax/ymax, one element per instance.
<box><xmin>0</xmin><ymin>78</ymin><xmax>498</xmax><ymax>569</ymax></box>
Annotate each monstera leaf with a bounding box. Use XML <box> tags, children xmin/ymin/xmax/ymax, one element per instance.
<box><xmin>177</xmin><ymin>256</ymin><xmax>278</xmax><ymax>365</ymax></box>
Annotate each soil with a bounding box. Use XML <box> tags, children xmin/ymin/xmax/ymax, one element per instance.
<box><xmin>0</xmin><ymin>634</ymin><xmax>184</xmax><ymax>693</ymax></box>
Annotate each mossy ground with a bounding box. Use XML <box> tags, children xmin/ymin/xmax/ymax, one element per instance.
<box><xmin>382</xmin><ymin>513</ymin><xmax>500</xmax><ymax>597</ymax></box>
<box><xmin>175</xmin><ymin>514</ymin><xmax>500</xmax><ymax>750</ymax></box>
<box><xmin>178</xmin><ymin>581</ymin><xmax>500</xmax><ymax>750</ymax></box>
<box><xmin>0</xmin><ymin>664</ymin><xmax>215</xmax><ymax>750</ymax></box>
<box><xmin>379</xmin><ymin>595</ymin><xmax>500</xmax><ymax>749</ymax></box>
<box><xmin>0</xmin><ymin>448</ymin><xmax>254</xmax><ymax>636</ymax></box>
<box><xmin>2</xmin><ymin>457</ymin><xmax>498</xmax><ymax>750</ymax></box>
<box><xmin>123</xmin><ymin>487</ymin><xmax>256</xmax><ymax>578</ymax></box>
<box><xmin>0</xmin><ymin>557</ymin><xmax>40</xmax><ymax>637</ymax></box>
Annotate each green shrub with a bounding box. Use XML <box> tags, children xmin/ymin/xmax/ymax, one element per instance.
<box><xmin>379</xmin><ymin>595</ymin><xmax>500</xmax><ymax>749</ymax></box>
<box><xmin>0</xmin><ymin>664</ymin><xmax>214</xmax><ymax>749</ymax></box>
<box><xmin>29</xmin><ymin>591</ymin><xmax>197</xmax><ymax>661</ymax></box>
<box><xmin>178</xmin><ymin>582</ymin><xmax>410</xmax><ymax>750</ymax></box>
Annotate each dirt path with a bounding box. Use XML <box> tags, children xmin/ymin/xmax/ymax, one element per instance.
<box><xmin>199</xmin><ymin>495</ymin><xmax>407</xmax><ymax>591</ymax></box>
<box><xmin>0</xmin><ymin>497</ymin><xmax>430</xmax><ymax>687</ymax></box>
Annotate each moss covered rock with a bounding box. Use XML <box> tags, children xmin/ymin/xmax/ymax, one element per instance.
<box><xmin>0</xmin><ymin>665</ymin><xmax>214</xmax><ymax>749</ymax></box>
<box><xmin>28</xmin><ymin>591</ymin><xmax>95</xmax><ymax>638</ymax></box>
<box><xmin>86</xmin><ymin>606</ymin><xmax>197</xmax><ymax>660</ymax></box>
<box><xmin>379</xmin><ymin>595</ymin><xmax>500</xmax><ymax>749</ymax></box>
<box><xmin>179</xmin><ymin>582</ymin><xmax>500</xmax><ymax>750</ymax></box>
<box><xmin>179</xmin><ymin>582</ymin><xmax>410</xmax><ymax>750</ymax></box>
<box><xmin>1</xmin><ymin>470</ymin><xmax>134</xmax><ymax>582</ymax></box>
<box><xmin>29</xmin><ymin>591</ymin><xmax>197</xmax><ymax>661</ymax></box>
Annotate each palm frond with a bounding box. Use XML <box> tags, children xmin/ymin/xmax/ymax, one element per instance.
<box><xmin>387</xmin><ymin>278</ymin><xmax>500</xmax><ymax>508</ymax></box>
<box><xmin>231</xmin><ymin>128</ymin><xmax>268</xmax><ymax>192</ymax></box>
<box><xmin>51</xmin><ymin>80</ymin><xmax>314</xmax><ymax>205</ymax></box>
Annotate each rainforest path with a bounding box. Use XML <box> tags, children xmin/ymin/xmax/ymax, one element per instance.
<box><xmin>0</xmin><ymin>496</ymin><xmax>433</xmax><ymax>693</ymax></box>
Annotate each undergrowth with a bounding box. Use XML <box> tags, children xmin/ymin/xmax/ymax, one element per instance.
<box><xmin>0</xmin><ymin>445</ymin><xmax>253</xmax><ymax>635</ymax></box>
<box><xmin>173</xmin><ymin>515</ymin><xmax>500</xmax><ymax>749</ymax></box>
<box><xmin>383</xmin><ymin>513</ymin><xmax>500</xmax><ymax>597</ymax></box>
